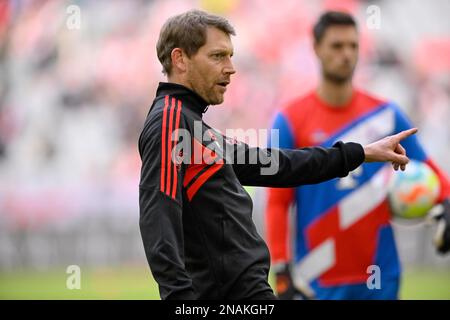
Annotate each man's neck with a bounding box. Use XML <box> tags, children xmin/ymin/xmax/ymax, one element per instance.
<box><xmin>317</xmin><ymin>79</ymin><xmax>353</xmax><ymax>107</ymax></box>
<box><xmin>167</xmin><ymin>75</ymin><xmax>192</xmax><ymax>91</ymax></box>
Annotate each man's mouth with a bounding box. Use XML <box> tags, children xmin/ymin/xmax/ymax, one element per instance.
<box><xmin>216</xmin><ymin>80</ymin><xmax>230</xmax><ymax>89</ymax></box>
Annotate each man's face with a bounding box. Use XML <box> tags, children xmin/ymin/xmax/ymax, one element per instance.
<box><xmin>314</xmin><ymin>25</ymin><xmax>359</xmax><ymax>83</ymax></box>
<box><xmin>185</xmin><ymin>27</ymin><xmax>235</xmax><ymax>105</ymax></box>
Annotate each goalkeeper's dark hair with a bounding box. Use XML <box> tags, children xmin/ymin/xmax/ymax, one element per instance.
<box><xmin>313</xmin><ymin>11</ymin><xmax>357</xmax><ymax>43</ymax></box>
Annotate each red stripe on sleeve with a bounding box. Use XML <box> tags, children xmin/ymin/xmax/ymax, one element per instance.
<box><xmin>266</xmin><ymin>187</ymin><xmax>295</xmax><ymax>263</ymax></box>
<box><xmin>166</xmin><ymin>97</ymin><xmax>176</xmax><ymax>196</ymax></box>
<box><xmin>160</xmin><ymin>95</ymin><xmax>169</xmax><ymax>193</ymax></box>
<box><xmin>171</xmin><ymin>100</ymin><xmax>183</xmax><ymax>199</ymax></box>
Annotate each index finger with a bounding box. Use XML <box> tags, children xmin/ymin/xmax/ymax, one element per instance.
<box><xmin>392</xmin><ymin>128</ymin><xmax>418</xmax><ymax>143</ymax></box>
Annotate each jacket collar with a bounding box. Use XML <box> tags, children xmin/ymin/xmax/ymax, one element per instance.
<box><xmin>156</xmin><ymin>82</ymin><xmax>209</xmax><ymax>114</ymax></box>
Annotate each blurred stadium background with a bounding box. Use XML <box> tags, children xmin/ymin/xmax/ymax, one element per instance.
<box><xmin>0</xmin><ymin>0</ymin><xmax>449</xmax><ymax>299</ymax></box>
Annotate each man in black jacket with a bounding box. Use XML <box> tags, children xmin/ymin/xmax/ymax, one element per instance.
<box><xmin>138</xmin><ymin>9</ymin><xmax>417</xmax><ymax>300</ymax></box>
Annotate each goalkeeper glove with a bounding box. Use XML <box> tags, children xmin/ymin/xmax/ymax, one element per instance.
<box><xmin>273</xmin><ymin>263</ymin><xmax>315</xmax><ymax>300</ymax></box>
<box><xmin>428</xmin><ymin>198</ymin><xmax>450</xmax><ymax>254</ymax></box>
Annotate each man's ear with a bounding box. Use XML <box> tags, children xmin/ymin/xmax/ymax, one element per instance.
<box><xmin>313</xmin><ymin>40</ymin><xmax>320</xmax><ymax>57</ymax></box>
<box><xmin>171</xmin><ymin>48</ymin><xmax>187</xmax><ymax>73</ymax></box>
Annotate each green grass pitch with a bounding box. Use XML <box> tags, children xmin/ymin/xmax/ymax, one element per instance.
<box><xmin>0</xmin><ymin>266</ymin><xmax>448</xmax><ymax>299</ymax></box>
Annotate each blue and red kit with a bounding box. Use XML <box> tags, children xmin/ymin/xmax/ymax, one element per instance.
<box><xmin>266</xmin><ymin>90</ymin><xmax>450</xmax><ymax>299</ymax></box>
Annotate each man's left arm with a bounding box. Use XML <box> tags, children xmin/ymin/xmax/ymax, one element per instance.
<box><xmin>232</xmin><ymin>126</ymin><xmax>417</xmax><ymax>187</ymax></box>
<box><xmin>232</xmin><ymin>140</ymin><xmax>365</xmax><ymax>188</ymax></box>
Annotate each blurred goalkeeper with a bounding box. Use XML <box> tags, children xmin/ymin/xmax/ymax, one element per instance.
<box><xmin>139</xmin><ymin>10</ymin><xmax>419</xmax><ymax>300</ymax></box>
<box><xmin>265</xmin><ymin>11</ymin><xmax>450</xmax><ymax>300</ymax></box>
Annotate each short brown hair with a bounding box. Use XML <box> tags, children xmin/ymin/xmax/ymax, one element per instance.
<box><xmin>313</xmin><ymin>11</ymin><xmax>357</xmax><ymax>43</ymax></box>
<box><xmin>156</xmin><ymin>10</ymin><xmax>236</xmax><ymax>75</ymax></box>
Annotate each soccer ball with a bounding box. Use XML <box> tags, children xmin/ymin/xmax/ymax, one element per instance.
<box><xmin>388</xmin><ymin>160</ymin><xmax>440</xmax><ymax>219</ymax></box>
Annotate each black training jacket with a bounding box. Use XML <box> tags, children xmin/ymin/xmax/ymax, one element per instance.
<box><xmin>138</xmin><ymin>82</ymin><xmax>365</xmax><ymax>299</ymax></box>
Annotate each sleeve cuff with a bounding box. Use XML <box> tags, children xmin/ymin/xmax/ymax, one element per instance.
<box><xmin>343</xmin><ymin>142</ymin><xmax>365</xmax><ymax>172</ymax></box>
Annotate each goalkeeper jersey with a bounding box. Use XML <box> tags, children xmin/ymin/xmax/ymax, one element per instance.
<box><xmin>266</xmin><ymin>89</ymin><xmax>450</xmax><ymax>299</ymax></box>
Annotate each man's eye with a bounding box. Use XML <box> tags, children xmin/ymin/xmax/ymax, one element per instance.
<box><xmin>212</xmin><ymin>53</ymin><xmax>223</xmax><ymax>59</ymax></box>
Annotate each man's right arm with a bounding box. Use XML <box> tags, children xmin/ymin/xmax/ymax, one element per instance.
<box><xmin>138</xmin><ymin>97</ymin><xmax>195</xmax><ymax>299</ymax></box>
<box><xmin>265</xmin><ymin>112</ymin><xmax>312</xmax><ymax>299</ymax></box>
<box><xmin>266</xmin><ymin>112</ymin><xmax>295</xmax><ymax>266</ymax></box>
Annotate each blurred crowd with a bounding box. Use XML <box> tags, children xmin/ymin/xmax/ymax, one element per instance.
<box><xmin>0</xmin><ymin>0</ymin><xmax>448</xmax><ymax>268</ymax></box>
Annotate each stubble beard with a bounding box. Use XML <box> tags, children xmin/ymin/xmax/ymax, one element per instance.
<box><xmin>323</xmin><ymin>62</ymin><xmax>355</xmax><ymax>85</ymax></box>
<box><xmin>187</xmin><ymin>72</ymin><xmax>222</xmax><ymax>106</ymax></box>
<box><xmin>323</xmin><ymin>69</ymin><xmax>354</xmax><ymax>84</ymax></box>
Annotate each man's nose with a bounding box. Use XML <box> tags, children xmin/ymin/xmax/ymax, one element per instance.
<box><xmin>224</xmin><ymin>58</ymin><xmax>236</xmax><ymax>75</ymax></box>
<box><xmin>343</xmin><ymin>45</ymin><xmax>355</xmax><ymax>60</ymax></box>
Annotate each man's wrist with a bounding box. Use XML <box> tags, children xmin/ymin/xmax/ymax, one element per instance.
<box><xmin>363</xmin><ymin>144</ymin><xmax>375</xmax><ymax>162</ymax></box>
